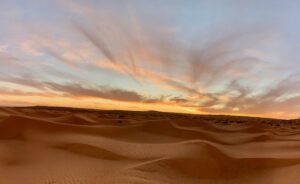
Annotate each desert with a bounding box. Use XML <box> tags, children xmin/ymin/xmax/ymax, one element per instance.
<box><xmin>0</xmin><ymin>106</ymin><xmax>299</xmax><ymax>184</ymax></box>
<box><xmin>1</xmin><ymin>1</ymin><xmax>300</xmax><ymax>183</ymax></box>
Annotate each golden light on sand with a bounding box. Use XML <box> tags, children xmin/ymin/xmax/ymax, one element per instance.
<box><xmin>0</xmin><ymin>106</ymin><xmax>300</xmax><ymax>183</ymax></box>
<box><xmin>0</xmin><ymin>1</ymin><xmax>300</xmax><ymax>183</ymax></box>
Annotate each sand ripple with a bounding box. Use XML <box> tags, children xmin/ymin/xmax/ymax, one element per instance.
<box><xmin>0</xmin><ymin>107</ymin><xmax>300</xmax><ymax>184</ymax></box>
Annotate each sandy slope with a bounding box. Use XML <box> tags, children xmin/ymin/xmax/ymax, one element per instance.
<box><xmin>0</xmin><ymin>107</ymin><xmax>300</xmax><ymax>184</ymax></box>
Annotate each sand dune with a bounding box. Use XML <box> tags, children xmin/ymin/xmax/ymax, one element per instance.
<box><xmin>0</xmin><ymin>107</ymin><xmax>300</xmax><ymax>184</ymax></box>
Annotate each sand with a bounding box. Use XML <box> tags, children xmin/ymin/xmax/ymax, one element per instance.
<box><xmin>0</xmin><ymin>106</ymin><xmax>300</xmax><ymax>184</ymax></box>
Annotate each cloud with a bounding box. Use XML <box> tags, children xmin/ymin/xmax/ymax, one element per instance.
<box><xmin>0</xmin><ymin>51</ymin><xmax>20</xmax><ymax>66</ymax></box>
<box><xmin>0</xmin><ymin>87</ymin><xmax>54</xmax><ymax>97</ymax></box>
<box><xmin>61</xmin><ymin>2</ymin><xmax>299</xmax><ymax>118</ymax></box>
<box><xmin>198</xmin><ymin>75</ymin><xmax>300</xmax><ymax>118</ymax></box>
<box><xmin>0</xmin><ymin>0</ymin><xmax>299</xmax><ymax>119</ymax></box>
<box><xmin>169</xmin><ymin>97</ymin><xmax>189</xmax><ymax>104</ymax></box>
<box><xmin>0</xmin><ymin>75</ymin><xmax>161</xmax><ymax>103</ymax></box>
<box><xmin>44</xmin><ymin>82</ymin><xmax>147</xmax><ymax>102</ymax></box>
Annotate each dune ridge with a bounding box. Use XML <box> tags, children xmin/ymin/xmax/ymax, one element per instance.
<box><xmin>0</xmin><ymin>106</ymin><xmax>300</xmax><ymax>184</ymax></box>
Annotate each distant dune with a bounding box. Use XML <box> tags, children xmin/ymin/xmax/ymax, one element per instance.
<box><xmin>0</xmin><ymin>106</ymin><xmax>300</xmax><ymax>184</ymax></box>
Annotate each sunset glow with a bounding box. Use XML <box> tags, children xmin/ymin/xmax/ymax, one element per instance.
<box><xmin>0</xmin><ymin>0</ymin><xmax>299</xmax><ymax>119</ymax></box>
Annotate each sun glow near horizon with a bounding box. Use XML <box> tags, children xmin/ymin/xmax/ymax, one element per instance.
<box><xmin>0</xmin><ymin>0</ymin><xmax>299</xmax><ymax>119</ymax></box>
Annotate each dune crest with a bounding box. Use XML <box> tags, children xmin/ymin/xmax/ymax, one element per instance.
<box><xmin>0</xmin><ymin>106</ymin><xmax>300</xmax><ymax>184</ymax></box>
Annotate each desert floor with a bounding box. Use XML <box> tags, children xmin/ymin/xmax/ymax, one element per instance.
<box><xmin>0</xmin><ymin>106</ymin><xmax>299</xmax><ymax>184</ymax></box>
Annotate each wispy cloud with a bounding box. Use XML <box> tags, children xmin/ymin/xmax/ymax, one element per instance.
<box><xmin>0</xmin><ymin>75</ymin><xmax>162</xmax><ymax>103</ymax></box>
<box><xmin>0</xmin><ymin>0</ymin><xmax>299</xmax><ymax>119</ymax></box>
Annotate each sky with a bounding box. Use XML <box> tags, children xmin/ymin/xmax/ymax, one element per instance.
<box><xmin>0</xmin><ymin>0</ymin><xmax>299</xmax><ymax>119</ymax></box>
